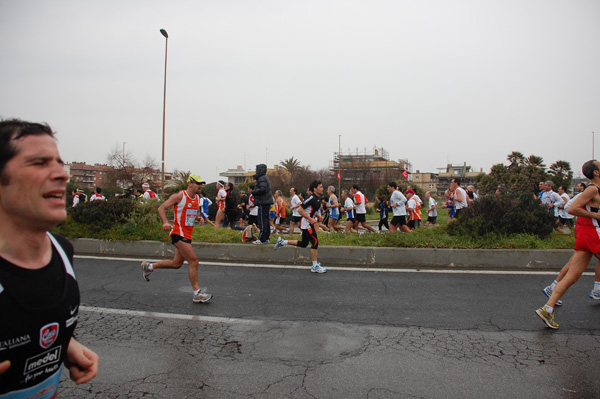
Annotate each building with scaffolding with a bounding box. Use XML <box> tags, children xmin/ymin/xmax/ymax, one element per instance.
<box><xmin>330</xmin><ymin>147</ymin><xmax>410</xmax><ymax>191</ymax></box>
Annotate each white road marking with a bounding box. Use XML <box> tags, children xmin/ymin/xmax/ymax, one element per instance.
<box><xmin>80</xmin><ymin>305</ymin><xmax>263</xmax><ymax>325</ymax></box>
<box><xmin>74</xmin><ymin>255</ymin><xmax>593</xmax><ymax>276</ymax></box>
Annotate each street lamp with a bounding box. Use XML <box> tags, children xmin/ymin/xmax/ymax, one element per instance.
<box><xmin>160</xmin><ymin>28</ymin><xmax>168</xmax><ymax>196</ymax></box>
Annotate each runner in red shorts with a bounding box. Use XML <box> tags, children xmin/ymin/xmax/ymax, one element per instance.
<box><xmin>536</xmin><ymin>160</ymin><xmax>600</xmax><ymax>329</ymax></box>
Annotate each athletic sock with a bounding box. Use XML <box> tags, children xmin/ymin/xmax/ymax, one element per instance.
<box><xmin>148</xmin><ymin>263</ymin><xmax>154</xmax><ymax>271</ymax></box>
<box><xmin>194</xmin><ymin>289</ymin><xmax>201</xmax><ymax>295</ymax></box>
<box><xmin>312</xmin><ymin>261</ymin><xmax>318</xmax><ymax>267</ymax></box>
<box><xmin>594</xmin><ymin>281</ymin><xmax>600</xmax><ymax>292</ymax></box>
<box><xmin>550</xmin><ymin>280</ymin><xmax>558</xmax><ymax>290</ymax></box>
<box><xmin>282</xmin><ymin>240</ymin><xmax>289</xmax><ymax>245</ymax></box>
<box><xmin>544</xmin><ymin>305</ymin><xmax>554</xmax><ymax>314</ymax></box>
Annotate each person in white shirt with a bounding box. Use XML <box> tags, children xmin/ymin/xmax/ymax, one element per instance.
<box><xmin>387</xmin><ymin>182</ymin><xmax>411</xmax><ymax>233</ymax></box>
<box><xmin>425</xmin><ymin>191</ymin><xmax>438</xmax><ymax>227</ymax></box>
<box><xmin>556</xmin><ymin>185</ymin><xmax>574</xmax><ymax>233</ymax></box>
<box><xmin>540</xmin><ymin>180</ymin><xmax>564</xmax><ymax>220</ymax></box>
<box><xmin>288</xmin><ymin>187</ymin><xmax>302</xmax><ymax>235</ymax></box>
<box><xmin>89</xmin><ymin>187</ymin><xmax>106</xmax><ymax>201</ymax></box>
<box><xmin>407</xmin><ymin>185</ymin><xmax>424</xmax><ymax>208</ymax></box>
<box><xmin>450</xmin><ymin>178</ymin><xmax>468</xmax><ymax>217</ymax></box>
<box><xmin>351</xmin><ymin>184</ymin><xmax>375</xmax><ymax>233</ymax></box>
<box><xmin>340</xmin><ymin>190</ymin><xmax>357</xmax><ymax>233</ymax></box>
<box><xmin>142</xmin><ymin>182</ymin><xmax>159</xmax><ymax>201</ymax></box>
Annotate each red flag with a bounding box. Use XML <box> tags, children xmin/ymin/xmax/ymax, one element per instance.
<box><xmin>337</xmin><ymin>171</ymin><xmax>341</xmax><ymax>180</ymax></box>
<box><xmin>402</xmin><ymin>169</ymin><xmax>408</xmax><ymax>179</ymax></box>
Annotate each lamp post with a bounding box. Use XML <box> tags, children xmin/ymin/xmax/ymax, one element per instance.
<box><xmin>160</xmin><ymin>28</ymin><xmax>168</xmax><ymax>196</ymax></box>
<box><xmin>122</xmin><ymin>142</ymin><xmax>126</xmax><ymax>189</ymax></box>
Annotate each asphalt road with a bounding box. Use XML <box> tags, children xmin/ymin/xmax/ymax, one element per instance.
<box><xmin>58</xmin><ymin>256</ymin><xmax>600</xmax><ymax>398</ymax></box>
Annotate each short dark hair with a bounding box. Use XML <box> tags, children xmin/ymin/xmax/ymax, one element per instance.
<box><xmin>452</xmin><ymin>178</ymin><xmax>462</xmax><ymax>186</ymax></box>
<box><xmin>248</xmin><ymin>184</ymin><xmax>255</xmax><ymax>190</ymax></box>
<box><xmin>352</xmin><ymin>184</ymin><xmax>360</xmax><ymax>190</ymax></box>
<box><xmin>290</xmin><ymin>187</ymin><xmax>297</xmax><ymax>194</ymax></box>
<box><xmin>388</xmin><ymin>181</ymin><xmax>397</xmax><ymax>189</ymax></box>
<box><xmin>309</xmin><ymin>180</ymin><xmax>322</xmax><ymax>192</ymax></box>
<box><xmin>0</xmin><ymin>119</ymin><xmax>55</xmax><ymax>184</ymax></box>
<box><xmin>582</xmin><ymin>160</ymin><xmax>598</xmax><ymax>180</ymax></box>
<box><xmin>96</xmin><ymin>187</ymin><xmax>102</xmax><ymax>194</ymax></box>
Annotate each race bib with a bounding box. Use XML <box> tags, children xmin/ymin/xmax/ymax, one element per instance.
<box><xmin>185</xmin><ymin>209</ymin><xmax>198</xmax><ymax>226</ymax></box>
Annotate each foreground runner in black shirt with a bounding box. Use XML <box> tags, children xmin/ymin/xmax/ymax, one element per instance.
<box><xmin>0</xmin><ymin>119</ymin><xmax>98</xmax><ymax>397</ymax></box>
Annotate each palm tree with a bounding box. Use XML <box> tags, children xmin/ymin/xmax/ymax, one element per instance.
<box><xmin>524</xmin><ymin>155</ymin><xmax>545</xmax><ymax>169</ymax></box>
<box><xmin>506</xmin><ymin>151</ymin><xmax>525</xmax><ymax>168</ymax></box>
<box><xmin>171</xmin><ymin>170</ymin><xmax>191</xmax><ymax>191</ymax></box>
<box><xmin>280</xmin><ymin>157</ymin><xmax>301</xmax><ymax>174</ymax></box>
<box><xmin>279</xmin><ymin>157</ymin><xmax>302</xmax><ymax>185</ymax></box>
<box><xmin>548</xmin><ymin>160</ymin><xmax>573</xmax><ymax>188</ymax></box>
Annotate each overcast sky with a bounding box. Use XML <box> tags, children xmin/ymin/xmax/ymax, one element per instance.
<box><xmin>2</xmin><ymin>0</ymin><xmax>599</xmax><ymax>183</ymax></box>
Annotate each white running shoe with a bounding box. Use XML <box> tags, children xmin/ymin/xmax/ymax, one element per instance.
<box><xmin>542</xmin><ymin>286</ymin><xmax>563</xmax><ymax>306</ymax></box>
<box><xmin>311</xmin><ymin>264</ymin><xmax>327</xmax><ymax>274</ymax></box>
<box><xmin>193</xmin><ymin>291</ymin><xmax>213</xmax><ymax>303</ymax></box>
<box><xmin>274</xmin><ymin>237</ymin><xmax>285</xmax><ymax>250</ymax></box>
<box><xmin>141</xmin><ymin>261</ymin><xmax>152</xmax><ymax>282</ymax></box>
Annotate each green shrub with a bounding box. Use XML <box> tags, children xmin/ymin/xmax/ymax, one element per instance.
<box><xmin>447</xmin><ymin>193</ymin><xmax>555</xmax><ymax>239</ymax></box>
<box><xmin>69</xmin><ymin>199</ymin><xmax>137</xmax><ymax>229</ymax></box>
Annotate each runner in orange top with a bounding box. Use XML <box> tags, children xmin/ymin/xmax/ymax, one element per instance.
<box><xmin>274</xmin><ymin>190</ymin><xmax>287</xmax><ymax>234</ymax></box>
<box><xmin>140</xmin><ymin>174</ymin><xmax>214</xmax><ymax>303</ymax></box>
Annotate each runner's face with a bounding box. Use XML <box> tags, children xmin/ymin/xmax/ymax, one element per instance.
<box><xmin>0</xmin><ymin>135</ymin><xmax>69</xmax><ymax>230</ymax></box>
<box><xmin>316</xmin><ymin>184</ymin><xmax>324</xmax><ymax>195</ymax></box>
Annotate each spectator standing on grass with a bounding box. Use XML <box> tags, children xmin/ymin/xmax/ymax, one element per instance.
<box><xmin>225</xmin><ymin>182</ymin><xmax>243</xmax><ymax>230</ymax></box>
<box><xmin>247</xmin><ymin>185</ymin><xmax>259</xmax><ymax>228</ymax></box>
<box><xmin>251</xmin><ymin>164</ymin><xmax>273</xmax><ymax>244</ymax></box>
<box><xmin>238</xmin><ymin>190</ymin><xmax>249</xmax><ymax>227</ymax></box>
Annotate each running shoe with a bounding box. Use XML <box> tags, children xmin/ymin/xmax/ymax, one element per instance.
<box><xmin>311</xmin><ymin>264</ymin><xmax>327</xmax><ymax>274</ymax></box>
<box><xmin>535</xmin><ymin>307</ymin><xmax>559</xmax><ymax>329</ymax></box>
<box><xmin>590</xmin><ymin>290</ymin><xmax>600</xmax><ymax>300</ymax></box>
<box><xmin>542</xmin><ymin>286</ymin><xmax>563</xmax><ymax>306</ymax></box>
<box><xmin>141</xmin><ymin>261</ymin><xmax>152</xmax><ymax>282</ymax></box>
<box><xmin>252</xmin><ymin>239</ymin><xmax>268</xmax><ymax>245</ymax></box>
<box><xmin>274</xmin><ymin>237</ymin><xmax>285</xmax><ymax>250</ymax></box>
<box><xmin>193</xmin><ymin>291</ymin><xmax>213</xmax><ymax>303</ymax></box>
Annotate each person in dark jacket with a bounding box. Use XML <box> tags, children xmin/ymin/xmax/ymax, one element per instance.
<box><xmin>251</xmin><ymin>164</ymin><xmax>273</xmax><ymax>244</ymax></box>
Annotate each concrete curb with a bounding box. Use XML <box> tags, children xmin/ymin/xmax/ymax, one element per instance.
<box><xmin>70</xmin><ymin>238</ymin><xmax>593</xmax><ymax>271</ymax></box>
